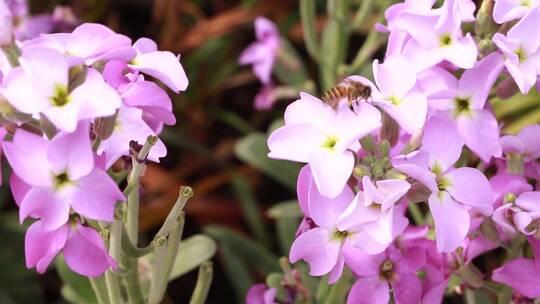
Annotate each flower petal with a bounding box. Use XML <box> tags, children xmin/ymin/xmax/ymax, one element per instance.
<box><xmin>289</xmin><ymin>227</ymin><xmax>341</xmax><ymax>276</ymax></box>
<box><xmin>131</xmin><ymin>51</ymin><xmax>188</xmax><ymax>92</ymax></box>
<box><xmin>63</xmin><ymin>223</ymin><xmax>117</xmax><ymax>277</ymax></box>
<box><xmin>25</xmin><ymin>221</ymin><xmax>68</xmax><ymax>273</ymax></box>
<box><xmin>347</xmin><ymin>275</ymin><xmax>390</xmax><ymax>304</ymax></box>
<box><xmin>492</xmin><ymin>258</ymin><xmax>540</xmax><ymax>298</ymax></box>
<box><xmin>70</xmin><ymin>169</ymin><xmax>124</xmax><ymax>222</ymax></box>
<box><xmin>428</xmin><ymin>191</ymin><xmax>470</xmax><ymax>252</ymax></box>
<box><xmin>309</xmin><ymin>149</ymin><xmax>355</xmax><ymax>198</ymax></box>
<box><xmin>20</xmin><ymin>187</ymin><xmax>70</xmax><ymax>231</ymax></box>
<box><xmin>445</xmin><ymin>167</ymin><xmax>494</xmax><ymax>213</ymax></box>
<box><xmin>3</xmin><ymin>129</ymin><xmax>52</xmax><ymax>187</ymax></box>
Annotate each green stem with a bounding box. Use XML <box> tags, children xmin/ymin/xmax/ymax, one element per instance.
<box><xmin>320</xmin><ymin>0</ymin><xmax>350</xmax><ymax>90</ymax></box>
<box><xmin>351</xmin><ymin>0</ymin><xmax>374</xmax><ymax>30</ymax></box>
<box><xmin>346</xmin><ymin>19</ymin><xmax>385</xmax><ymax>74</ymax></box>
<box><xmin>188</xmin><ymin>262</ymin><xmax>214</xmax><ymax>304</ymax></box>
<box><xmin>105</xmin><ymin>206</ymin><xmax>123</xmax><ymax>304</ymax></box>
<box><xmin>126</xmin><ymin>135</ymin><xmax>157</xmax><ymax>244</ymax></box>
<box><xmin>155</xmin><ymin>186</ymin><xmax>192</xmax><ymax>239</ymax></box>
<box><xmin>408</xmin><ymin>203</ymin><xmax>424</xmax><ymax>225</ymax></box>
<box><xmin>323</xmin><ymin>268</ymin><xmax>353</xmax><ymax>304</ymax></box>
<box><xmin>300</xmin><ymin>0</ymin><xmax>319</xmax><ymax>61</ymax></box>
<box><xmin>89</xmin><ymin>276</ymin><xmax>110</xmax><ymax>304</ymax></box>
<box><xmin>1</xmin><ymin>43</ymin><xmax>20</xmax><ymax>67</ymax></box>
<box><xmin>92</xmin><ymin>138</ymin><xmax>102</xmax><ymax>152</ymax></box>
<box><xmin>148</xmin><ymin>236</ymin><xmax>169</xmax><ymax>304</ymax></box>
<box><xmin>148</xmin><ymin>213</ymin><xmax>186</xmax><ymax>303</ymax></box>
<box><xmin>123</xmin><ymin>135</ymin><xmax>157</xmax><ymax>304</ymax></box>
<box><xmin>498</xmin><ymin>235</ymin><xmax>526</xmax><ymax>304</ymax></box>
<box><xmin>121</xmin><ymin>227</ymin><xmax>154</xmax><ymax>257</ymax></box>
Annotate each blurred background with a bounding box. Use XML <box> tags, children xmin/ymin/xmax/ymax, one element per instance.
<box><xmin>2</xmin><ymin>0</ymin><xmax>539</xmax><ymax>303</ymax></box>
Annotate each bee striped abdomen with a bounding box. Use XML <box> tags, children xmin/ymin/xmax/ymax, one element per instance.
<box><xmin>322</xmin><ymin>86</ymin><xmax>348</xmax><ymax>109</ymax></box>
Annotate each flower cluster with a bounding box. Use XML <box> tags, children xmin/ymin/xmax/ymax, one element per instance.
<box><xmin>0</xmin><ymin>21</ymin><xmax>187</xmax><ymax>277</ymax></box>
<box><xmin>251</xmin><ymin>0</ymin><xmax>540</xmax><ymax>302</ymax></box>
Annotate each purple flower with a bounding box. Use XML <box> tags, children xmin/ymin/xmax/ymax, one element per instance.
<box><xmin>492</xmin><ymin>191</ymin><xmax>540</xmax><ymax>235</ymax></box>
<box><xmin>290</xmin><ymin>169</ymin><xmax>408</xmax><ymax>282</ymax></box>
<box><xmin>129</xmin><ymin>38</ymin><xmax>189</xmax><ymax>93</ymax></box>
<box><xmin>429</xmin><ymin>52</ymin><xmax>504</xmax><ymax>162</ymax></box>
<box><xmin>500</xmin><ymin>124</ymin><xmax>540</xmax><ymax>161</ymax></box>
<box><xmin>268</xmin><ymin>92</ymin><xmax>381</xmax><ymax>198</ymax></box>
<box><xmin>246</xmin><ymin>284</ymin><xmax>277</xmax><ymax>304</ymax></box>
<box><xmin>345</xmin><ymin>246</ymin><xmax>426</xmax><ymax>304</ymax></box>
<box><xmin>492</xmin><ymin>236</ymin><xmax>540</xmax><ymax>299</ymax></box>
<box><xmin>103</xmin><ymin>59</ymin><xmax>176</xmax><ymax>129</ymax></box>
<box><xmin>97</xmin><ymin>106</ymin><xmax>167</xmax><ymax>168</ymax></box>
<box><xmin>393</xmin><ymin>116</ymin><xmax>494</xmax><ymax>252</ymax></box>
<box><xmin>349</xmin><ymin>54</ymin><xmax>428</xmax><ymax>134</ymax></box>
<box><xmin>493</xmin><ymin>0</ymin><xmax>540</xmax><ymax>23</ymax></box>
<box><xmin>3</xmin><ymin>124</ymin><xmax>125</xmax><ymax>230</ymax></box>
<box><xmin>393</xmin><ymin>0</ymin><xmax>478</xmax><ymax>69</ymax></box>
<box><xmin>239</xmin><ymin>17</ymin><xmax>280</xmax><ymax>85</ymax></box>
<box><xmin>2</xmin><ymin>47</ymin><xmax>122</xmax><ymax>132</ymax></box>
<box><xmin>25</xmin><ymin>219</ymin><xmax>117</xmax><ymax>277</ymax></box>
<box><xmin>493</xmin><ymin>7</ymin><xmax>540</xmax><ymax>93</ymax></box>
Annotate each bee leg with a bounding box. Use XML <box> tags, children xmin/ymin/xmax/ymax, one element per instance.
<box><xmin>348</xmin><ymin>92</ymin><xmax>355</xmax><ymax>113</ymax></box>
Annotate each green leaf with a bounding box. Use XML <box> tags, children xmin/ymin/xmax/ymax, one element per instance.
<box><xmin>267</xmin><ymin>200</ymin><xmax>302</xmax><ymax>219</ymax></box>
<box><xmin>141</xmin><ymin>234</ymin><xmax>217</xmax><ymax>281</ymax></box>
<box><xmin>168</xmin><ymin>234</ymin><xmax>217</xmax><ymax>280</ymax></box>
<box><xmin>55</xmin><ymin>255</ymin><xmax>97</xmax><ymax>304</ymax></box>
<box><xmin>267</xmin><ymin>200</ymin><xmax>302</xmax><ymax>255</ymax></box>
<box><xmin>219</xmin><ymin>242</ymin><xmax>253</xmax><ymax>303</ymax></box>
<box><xmin>235</xmin><ymin>132</ymin><xmax>300</xmax><ymax>190</ymax></box>
<box><xmin>231</xmin><ymin>175</ymin><xmax>271</xmax><ymax>246</ymax></box>
<box><xmin>204</xmin><ymin>225</ymin><xmax>280</xmax><ymax>274</ymax></box>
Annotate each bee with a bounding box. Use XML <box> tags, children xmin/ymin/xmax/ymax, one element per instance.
<box><xmin>321</xmin><ymin>80</ymin><xmax>372</xmax><ymax>112</ymax></box>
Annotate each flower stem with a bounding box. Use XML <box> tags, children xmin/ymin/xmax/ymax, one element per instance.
<box><xmin>188</xmin><ymin>261</ymin><xmax>214</xmax><ymax>304</ymax></box>
<box><xmin>407</xmin><ymin>202</ymin><xmax>424</xmax><ymax>225</ymax></box>
<box><xmin>346</xmin><ymin>17</ymin><xmax>385</xmax><ymax>74</ymax></box>
<box><xmin>1</xmin><ymin>43</ymin><xmax>20</xmax><ymax>67</ymax></box>
<box><xmin>123</xmin><ymin>135</ymin><xmax>157</xmax><ymax>304</ymax></box>
<box><xmin>497</xmin><ymin>235</ymin><xmax>525</xmax><ymax>304</ymax></box>
<box><xmin>300</xmin><ymin>0</ymin><xmax>319</xmax><ymax>61</ymax></box>
<box><xmin>148</xmin><ymin>210</ymin><xmax>186</xmax><ymax>303</ymax></box>
<box><xmin>105</xmin><ymin>205</ymin><xmax>123</xmax><ymax>304</ymax></box>
<box><xmin>352</xmin><ymin>0</ymin><xmax>374</xmax><ymax>30</ymax></box>
<box><xmin>89</xmin><ymin>276</ymin><xmax>110</xmax><ymax>304</ymax></box>
<box><xmin>148</xmin><ymin>235</ymin><xmax>169</xmax><ymax>304</ymax></box>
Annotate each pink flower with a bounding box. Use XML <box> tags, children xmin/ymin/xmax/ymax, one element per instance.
<box><xmin>393</xmin><ymin>116</ymin><xmax>494</xmax><ymax>252</ymax></box>
<box><xmin>393</xmin><ymin>0</ymin><xmax>478</xmax><ymax>69</ymax></box>
<box><xmin>103</xmin><ymin>59</ymin><xmax>176</xmax><ymax>129</ymax></box>
<box><xmin>345</xmin><ymin>246</ymin><xmax>426</xmax><ymax>304</ymax></box>
<box><xmin>97</xmin><ymin>106</ymin><xmax>167</xmax><ymax>168</ymax></box>
<box><xmin>492</xmin><ymin>236</ymin><xmax>540</xmax><ymax>299</ymax></box>
<box><xmin>246</xmin><ymin>284</ymin><xmax>277</xmax><ymax>304</ymax></box>
<box><xmin>239</xmin><ymin>17</ymin><xmax>280</xmax><ymax>85</ymax></box>
<box><xmin>290</xmin><ymin>170</ymin><xmax>408</xmax><ymax>282</ymax></box>
<box><xmin>500</xmin><ymin>124</ymin><xmax>540</xmax><ymax>161</ymax></box>
<box><xmin>129</xmin><ymin>38</ymin><xmax>189</xmax><ymax>93</ymax></box>
<box><xmin>493</xmin><ymin>7</ymin><xmax>540</xmax><ymax>94</ymax></box>
<box><xmin>1</xmin><ymin>46</ymin><xmax>122</xmax><ymax>132</ymax></box>
<box><xmin>3</xmin><ymin>124</ymin><xmax>125</xmax><ymax>230</ymax></box>
<box><xmin>493</xmin><ymin>0</ymin><xmax>540</xmax><ymax>23</ymax></box>
<box><xmin>429</xmin><ymin>52</ymin><xmax>504</xmax><ymax>162</ymax></box>
<box><xmin>25</xmin><ymin>219</ymin><xmax>117</xmax><ymax>277</ymax></box>
<box><xmin>492</xmin><ymin>191</ymin><xmax>540</xmax><ymax>235</ymax></box>
<box><xmin>349</xmin><ymin>54</ymin><xmax>428</xmax><ymax>134</ymax></box>
<box><xmin>268</xmin><ymin>92</ymin><xmax>381</xmax><ymax>198</ymax></box>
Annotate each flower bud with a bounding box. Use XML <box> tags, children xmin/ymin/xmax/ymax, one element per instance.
<box><xmin>380</xmin><ymin>113</ymin><xmax>399</xmax><ymax>147</ymax></box>
<box><xmin>474</xmin><ymin>0</ymin><xmax>498</xmax><ymax>38</ymax></box>
<box><xmin>94</xmin><ymin>111</ymin><xmax>118</xmax><ymax>140</ymax></box>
